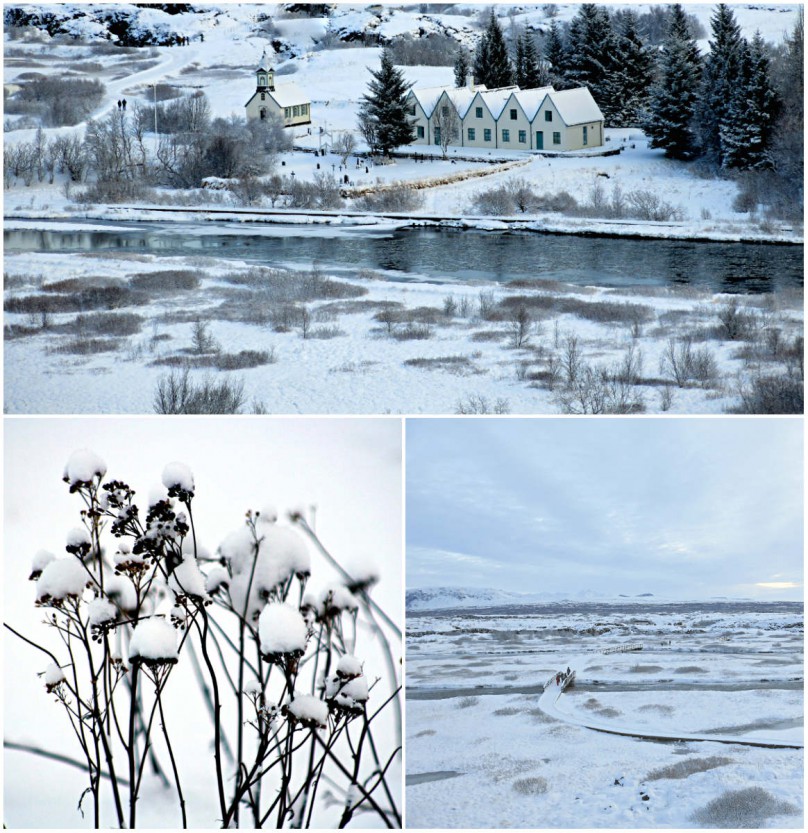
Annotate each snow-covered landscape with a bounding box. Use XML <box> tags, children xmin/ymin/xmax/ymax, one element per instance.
<box><xmin>3</xmin><ymin>2</ymin><xmax>803</xmax><ymax>414</ymax></box>
<box><xmin>406</xmin><ymin>596</ymin><xmax>804</xmax><ymax>828</ymax></box>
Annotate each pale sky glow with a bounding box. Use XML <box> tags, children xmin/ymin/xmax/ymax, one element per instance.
<box><xmin>407</xmin><ymin>418</ymin><xmax>803</xmax><ymax>601</ymax></box>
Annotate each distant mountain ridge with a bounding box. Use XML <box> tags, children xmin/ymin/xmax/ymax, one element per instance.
<box><xmin>405</xmin><ymin>586</ymin><xmax>648</xmax><ymax>611</ymax></box>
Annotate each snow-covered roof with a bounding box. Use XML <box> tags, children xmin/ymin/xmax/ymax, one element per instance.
<box><xmin>547</xmin><ymin>87</ymin><xmax>604</xmax><ymax>126</ymax></box>
<box><xmin>477</xmin><ymin>86</ymin><xmax>519</xmax><ymax>120</ymax></box>
<box><xmin>443</xmin><ymin>85</ymin><xmax>485</xmax><ymax>119</ymax></box>
<box><xmin>266</xmin><ymin>82</ymin><xmax>309</xmax><ymax>108</ymax></box>
<box><xmin>257</xmin><ymin>48</ymin><xmax>272</xmax><ymax>73</ymax></box>
<box><xmin>410</xmin><ymin>83</ymin><xmax>486</xmax><ymax>118</ymax></box>
<box><xmin>409</xmin><ymin>85</ymin><xmax>448</xmax><ymax>118</ymax></box>
<box><xmin>508</xmin><ymin>86</ymin><xmax>555</xmax><ymax>121</ymax></box>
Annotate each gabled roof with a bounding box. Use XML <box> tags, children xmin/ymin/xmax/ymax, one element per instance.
<box><xmin>507</xmin><ymin>86</ymin><xmax>555</xmax><ymax>121</ymax></box>
<box><xmin>257</xmin><ymin>48</ymin><xmax>272</xmax><ymax>73</ymax></box>
<box><xmin>477</xmin><ymin>86</ymin><xmax>519</xmax><ymax>120</ymax></box>
<box><xmin>409</xmin><ymin>83</ymin><xmax>487</xmax><ymax>118</ymax></box>
<box><xmin>547</xmin><ymin>87</ymin><xmax>603</xmax><ymax>126</ymax></box>
<box><xmin>442</xmin><ymin>85</ymin><xmax>484</xmax><ymax>119</ymax></box>
<box><xmin>246</xmin><ymin>81</ymin><xmax>309</xmax><ymax>109</ymax></box>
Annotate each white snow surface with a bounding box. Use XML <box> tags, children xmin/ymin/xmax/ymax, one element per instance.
<box><xmin>128</xmin><ymin>617</ymin><xmax>179</xmax><ymax>663</ymax></box>
<box><xmin>161</xmin><ymin>461</ymin><xmax>195</xmax><ymax>494</ymax></box>
<box><xmin>287</xmin><ymin>694</ymin><xmax>329</xmax><ymax>728</ymax></box>
<box><xmin>258</xmin><ymin>602</ymin><xmax>309</xmax><ymax>656</ymax></box>
<box><xmin>36</xmin><ymin>558</ymin><xmax>89</xmax><ymax>603</ymax></box>
<box><xmin>63</xmin><ymin>449</ymin><xmax>107</xmax><ymax>485</ymax></box>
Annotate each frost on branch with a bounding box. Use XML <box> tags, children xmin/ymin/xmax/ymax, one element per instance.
<box><xmin>259</xmin><ymin>602</ymin><xmax>309</xmax><ymax>663</ymax></box>
<box><xmin>63</xmin><ymin>448</ymin><xmax>107</xmax><ymax>490</ymax></box>
<box><xmin>161</xmin><ymin>462</ymin><xmax>195</xmax><ymax>501</ymax></box>
<box><xmin>29</xmin><ymin>549</ymin><xmax>55</xmax><ymax>581</ymax></box>
<box><xmin>36</xmin><ymin>558</ymin><xmax>90</xmax><ymax>607</ymax></box>
<box><xmin>286</xmin><ymin>694</ymin><xmax>329</xmax><ymax>729</ymax></box>
<box><xmin>129</xmin><ymin>618</ymin><xmax>179</xmax><ymax>669</ymax></box>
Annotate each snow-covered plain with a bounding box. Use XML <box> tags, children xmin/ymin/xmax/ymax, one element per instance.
<box><xmin>3</xmin><ymin>242</ymin><xmax>802</xmax><ymax>414</ymax></box>
<box><xmin>406</xmin><ymin>600</ymin><xmax>804</xmax><ymax>828</ymax></box>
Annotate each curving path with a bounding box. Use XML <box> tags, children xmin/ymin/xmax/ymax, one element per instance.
<box><xmin>538</xmin><ymin>662</ymin><xmax>803</xmax><ymax>751</ymax></box>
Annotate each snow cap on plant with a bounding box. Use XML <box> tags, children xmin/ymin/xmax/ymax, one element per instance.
<box><xmin>285</xmin><ymin>694</ymin><xmax>329</xmax><ymax>729</ymax></box>
<box><xmin>162</xmin><ymin>462</ymin><xmax>195</xmax><ymax>501</ymax></box>
<box><xmin>258</xmin><ymin>602</ymin><xmax>309</xmax><ymax>666</ymax></box>
<box><xmin>43</xmin><ymin>661</ymin><xmax>66</xmax><ymax>693</ymax></box>
<box><xmin>344</xmin><ymin>557</ymin><xmax>381</xmax><ymax>595</ymax></box>
<box><xmin>65</xmin><ymin>527</ymin><xmax>92</xmax><ymax>557</ymax></box>
<box><xmin>220</xmin><ymin>523</ymin><xmax>311</xmax><ymax>621</ymax></box>
<box><xmin>168</xmin><ymin>556</ymin><xmax>210</xmax><ymax>606</ymax></box>
<box><xmin>36</xmin><ymin>558</ymin><xmax>90</xmax><ymax>607</ymax></box>
<box><xmin>325</xmin><ymin>673</ymin><xmax>369</xmax><ymax>716</ymax></box>
<box><xmin>256</xmin><ymin>504</ymin><xmax>278</xmax><ymax>525</ymax></box>
<box><xmin>29</xmin><ymin>549</ymin><xmax>55</xmax><ymax>581</ymax></box>
<box><xmin>105</xmin><ymin>573</ymin><xmax>138</xmax><ymax>613</ymax></box>
<box><xmin>205</xmin><ymin>564</ymin><xmax>230</xmax><ymax>596</ymax></box>
<box><xmin>129</xmin><ymin>617</ymin><xmax>179</xmax><ymax>669</ymax></box>
<box><xmin>113</xmin><ymin>540</ymin><xmax>148</xmax><ymax>577</ymax></box>
<box><xmin>335</xmin><ymin>654</ymin><xmax>363</xmax><ymax>680</ymax></box>
<box><xmin>63</xmin><ymin>448</ymin><xmax>107</xmax><ymax>491</ymax></box>
<box><xmin>306</xmin><ymin>584</ymin><xmax>359</xmax><ymax>623</ymax></box>
<box><xmin>88</xmin><ymin>597</ymin><xmax>118</xmax><ymax>642</ymax></box>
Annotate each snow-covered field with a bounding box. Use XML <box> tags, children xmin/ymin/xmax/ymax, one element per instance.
<box><xmin>4</xmin><ymin>240</ymin><xmax>802</xmax><ymax>414</ymax></box>
<box><xmin>406</xmin><ymin>601</ymin><xmax>804</xmax><ymax>828</ymax></box>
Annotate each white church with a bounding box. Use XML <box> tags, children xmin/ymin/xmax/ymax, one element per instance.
<box><xmin>245</xmin><ymin>50</ymin><xmax>311</xmax><ymax>128</ymax></box>
<box><xmin>406</xmin><ymin>76</ymin><xmax>604</xmax><ymax>153</ymax></box>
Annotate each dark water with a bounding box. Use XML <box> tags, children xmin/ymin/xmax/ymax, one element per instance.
<box><xmin>4</xmin><ymin>223</ymin><xmax>803</xmax><ymax>293</ymax></box>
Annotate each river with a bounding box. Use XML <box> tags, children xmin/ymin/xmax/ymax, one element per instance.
<box><xmin>4</xmin><ymin>222</ymin><xmax>803</xmax><ymax>294</ymax></box>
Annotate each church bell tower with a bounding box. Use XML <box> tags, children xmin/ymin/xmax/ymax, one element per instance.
<box><xmin>256</xmin><ymin>49</ymin><xmax>275</xmax><ymax>92</ymax></box>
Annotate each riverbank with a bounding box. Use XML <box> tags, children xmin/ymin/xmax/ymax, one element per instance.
<box><xmin>5</xmin><ymin>202</ymin><xmax>803</xmax><ymax>246</ymax></box>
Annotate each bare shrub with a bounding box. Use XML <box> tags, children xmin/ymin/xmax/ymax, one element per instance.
<box><xmin>717</xmin><ymin>299</ymin><xmax>756</xmax><ymax>340</ymax></box>
<box><xmin>404</xmin><ymin>355</ymin><xmax>477</xmax><ymax>374</ymax></box>
<box><xmin>733</xmin><ymin>374</ymin><xmax>803</xmax><ymax>414</ymax></box>
<box><xmin>130</xmin><ymin>270</ymin><xmax>200</xmax><ymax>293</ymax></box>
<box><xmin>455</xmin><ymin>696</ymin><xmax>479</xmax><ymax>709</ymax></box>
<box><xmin>191</xmin><ymin>319</ymin><xmax>220</xmax><ymax>355</ymax></box>
<box><xmin>153</xmin><ymin>367</ymin><xmax>247</xmax><ymax>414</ymax></box>
<box><xmin>478</xmin><ymin>290</ymin><xmax>496</xmax><ymax>320</ymax></box>
<box><xmin>690</xmin><ymin>787</ymin><xmax>798</xmax><ymax>828</ymax></box>
<box><xmin>660</xmin><ymin>337</ymin><xmax>718</xmax><ymax>388</ymax></box>
<box><xmin>442</xmin><ymin>295</ymin><xmax>458</xmax><ymax>318</ymax></box>
<box><xmin>647</xmin><ymin>756</ymin><xmax>733</xmax><ymax>782</ymax></box>
<box><xmin>392</xmin><ymin>323</ymin><xmax>432</xmax><ymax>341</ymax></box>
<box><xmin>356</xmin><ymin>183</ymin><xmax>424</xmax><ymax>212</ymax></box>
<box><xmin>69</xmin><ymin>312</ymin><xmax>142</xmax><ymax>337</ymax></box>
<box><xmin>52</xmin><ymin>337</ymin><xmax>122</xmax><ymax>355</ymax></box>
<box><xmin>454</xmin><ymin>394</ymin><xmax>510</xmax><ymax>414</ymax></box>
<box><xmin>212</xmin><ymin>349</ymin><xmax>276</xmax><ymax>370</ymax></box>
<box><xmin>510</xmin><ymin>304</ymin><xmax>532</xmax><ymax>348</ymax></box>
<box><xmin>512</xmin><ymin>777</ymin><xmax>548</xmax><ymax>796</ymax></box>
<box><xmin>6</xmin><ymin>77</ymin><xmax>105</xmax><ymax>127</ymax></box>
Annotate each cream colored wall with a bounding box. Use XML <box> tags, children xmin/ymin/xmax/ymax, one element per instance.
<box><xmin>246</xmin><ymin>93</ymin><xmax>310</xmax><ymax>126</ymax></box>
<box><xmin>406</xmin><ymin>94</ymin><xmax>430</xmax><ymax>145</ymax></box>
<box><xmin>461</xmin><ymin>94</ymin><xmax>496</xmax><ymax>148</ymax></box>
<box><xmin>498</xmin><ymin>98</ymin><xmax>531</xmax><ymax>150</ymax></box>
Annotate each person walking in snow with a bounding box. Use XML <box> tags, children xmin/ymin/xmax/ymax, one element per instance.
<box><xmin>122</xmin><ymin>99</ymin><xmax>127</xmax><ymax>110</ymax></box>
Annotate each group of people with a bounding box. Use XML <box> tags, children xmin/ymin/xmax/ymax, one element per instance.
<box><xmin>555</xmin><ymin>666</ymin><xmax>572</xmax><ymax>686</ymax></box>
<box><xmin>116</xmin><ymin>99</ymin><xmax>127</xmax><ymax>110</ymax></box>
<box><xmin>174</xmin><ymin>35</ymin><xmax>195</xmax><ymax>46</ymax></box>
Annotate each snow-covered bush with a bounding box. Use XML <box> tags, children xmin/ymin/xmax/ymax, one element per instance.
<box><xmin>7</xmin><ymin>450</ymin><xmax>401</xmax><ymax>829</ymax></box>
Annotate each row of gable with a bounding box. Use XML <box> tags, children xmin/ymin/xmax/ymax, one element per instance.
<box><xmin>406</xmin><ymin>81</ymin><xmax>604</xmax><ymax>153</ymax></box>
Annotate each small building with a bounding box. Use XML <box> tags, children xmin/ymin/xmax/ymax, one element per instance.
<box><xmin>245</xmin><ymin>50</ymin><xmax>311</xmax><ymax>128</ymax></box>
<box><xmin>406</xmin><ymin>77</ymin><xmax>604</xmax><ymax>153</ymax></box>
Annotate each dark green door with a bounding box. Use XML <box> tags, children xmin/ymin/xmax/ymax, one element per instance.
<box><xmin>536</xmin><ymin>131</ymin><xmax>544</xmax><ymax>150</ymax></box>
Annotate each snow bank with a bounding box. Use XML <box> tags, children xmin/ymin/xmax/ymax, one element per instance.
<box><xmin>259</xmin><ymin>603</ymin><xmax>308</xmax><ymax>657</ymax></box>
<box><xmin>129</xmin><ymin>617</ymin><xmax>179</xmax><ymax>666</ymax></box>
<box><xmin>63</xmin><ymin>449</ymin><xmax>107</xmax><ymax>486</ymax></box>
<box><xmin>287</xmin><ymin>694</ymin><xmax>329</xmax><ymax>729</ymax></box>
<box><xmin>36</xmin><ymin>558</ymin><xmax>89</xmax><ymax>605</ymax></box>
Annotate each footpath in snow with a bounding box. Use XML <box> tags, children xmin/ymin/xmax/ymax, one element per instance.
<box><xmin>539</xmin><ymin>660</ymin><xmax>803</xmax><ymax>751</ymax></box>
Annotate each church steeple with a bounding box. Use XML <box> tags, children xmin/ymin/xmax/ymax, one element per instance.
<box><xmin>256</xmin><ymin>49</ymin><xmax>275</xmax><ymax>92</ymax></box>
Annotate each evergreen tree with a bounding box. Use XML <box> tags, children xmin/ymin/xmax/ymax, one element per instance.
<box><xmin>522</xmin><ymin>34</ymin><xmax>547</xmax><ymax>88</ymax></box>
<box><xmin>514</xmin><ymin>33</ymin><xmax>527</xmax><ymax>87</ymax></box>
<box><xmin>453</xmin><ymin>47</ymin><xmax>471</xmax><ymax>88</ymax></box>
<box><xmin>483</xmin><ymin>9</ymin><xmax>514</xmax><ymax>88</ymax></box>
<box><xmin>721</xmin><ymin>33</ymin><xmax>780</xmax><ymax>169</ymax></box>
<box><xmin>645</xmin><ymin>4</ymin><xmax>702</xmax><ymax>159</ymax></box>
<box><xmin>771</xmin><ymin>9</ymin><xmax>803</xmax><ymax>187</ymax></box>
<box><xmin>611</xmin><ymin>10</ymin><xmax>654</xmax><ymax>126</ymax></box>
<box><xmin>357</xmin><ymin>50</ymin><xmax>414</xmax><ymax>157</ymax></box>
<box><xmin>697</xmin><ymin>4</ymin><xmax>744</xmax><ymax>163</ymax></box>
<box><xmin>565</xmin><ymin>4</ymin><xmax>619</xmax><ymax>122</ymax></box>
<box><xmin>472</xmin><ymin>26</ymin><xmax>490</xmax><ymax>88</ymax></box>
<box><xmin>543</xmin><ymin>19</ymin><xmax>567</xmax><ymax>88</ymax></box>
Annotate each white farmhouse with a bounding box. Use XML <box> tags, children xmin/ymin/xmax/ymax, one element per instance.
<box><xmin>245</xmin><ymin>50</ymin><xmax>311</xmax><ymax>128</ymax></box>
<box><xmin>407</xmin><ymin>77</ymin><xmax>603</xmax><ymax>152</ymax></box>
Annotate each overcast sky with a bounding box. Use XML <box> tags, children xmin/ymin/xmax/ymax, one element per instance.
<box><xmin>407</xmin><ymin>418</ymin><xmax>803</xmax><ymax>601</ymax></box>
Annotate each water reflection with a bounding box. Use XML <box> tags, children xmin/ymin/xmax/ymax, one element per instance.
<box><xmin>4</xmin><ymin>225</ymin><xmax>802</xmax><ymax>294</ymax></box>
